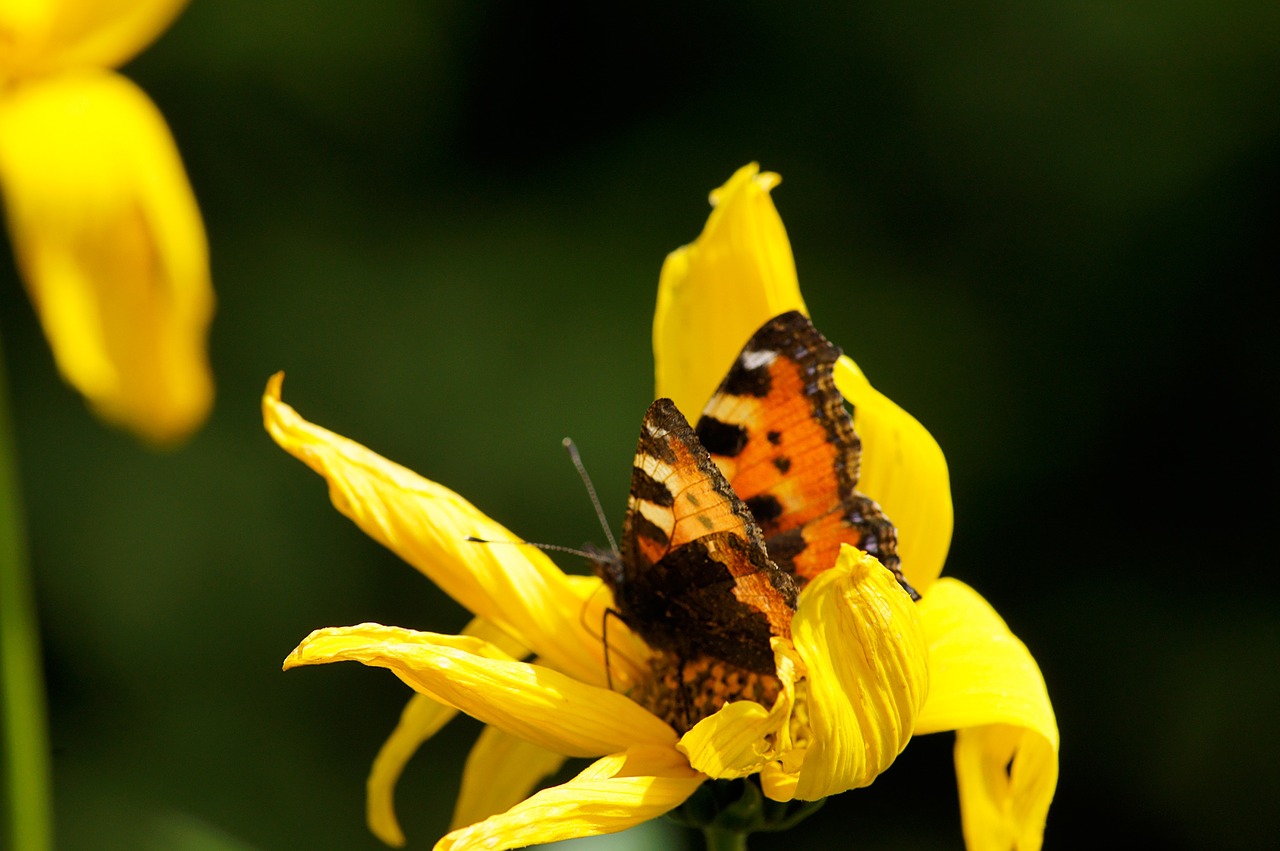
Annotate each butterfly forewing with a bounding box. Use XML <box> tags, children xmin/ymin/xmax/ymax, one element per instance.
<box><xmin>602</xmin><ymin>398</ymin><xmax>796</xmax><ymax>674</ymax></box>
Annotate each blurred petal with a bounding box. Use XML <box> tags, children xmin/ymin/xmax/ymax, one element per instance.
<box><xmin>284</xmin><ymin>624</ymin><xmax>676</xmax><ymax>758</ymax></box>
<box><xmin>678</xmin><ymin>640</ymin><xmax>799</xmax><ymax>779</ymax></box>
<box><xmin>788</xmin><ymin>545</ymin><xmax>929</xmax><ymax>801</ymax></box>
<box><xmin>367</xmin><ymin>617</ymin><xmax>529</xmax><ymax>848</ymax></box>
<box><xmin>0</xmin><ymin>69</ymin><xmax>212</xmax><ymax>443</ymax></box>
<box><xmin>449</xmin><ymin>724</ymin><xmax>567</xmax><ymax>832</ymax></box>
<box><xmin>0</xmin><ymin>0</ymin><xmax>188</xmax><ymax>81</ymax></box>
<box><xmin>834</xmin><ymin>357</ymin><xmax>953</xmax><ymax>591</ymax></box>
<box><xmin>263</xmin><ymin>373</ymin><xmax>612</xmax><ymax>686</ymax></box>
<box><xmin>436</xmin><ymin>746</ymin><xmax>703</xmax><ymax>851</ymax></box>
<box><xmin>914</xmin><ymin>579</ymin><xmax>1058</xmax><ymax>851</ymax></box>
<box><xmin>653</xmin><ymin>163</ymin><xmax>807</xmax><ymax>417</ymax></box>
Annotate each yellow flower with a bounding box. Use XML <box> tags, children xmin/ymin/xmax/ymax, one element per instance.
<box><xmin>267</xmin><ymin>164</ymin><xmax>1057</xmax><ymax>851</ymax></box>
<box><xmin>0</xmin><ymin>0</ymin><xmax>213</xmax><ymax>443</ymax></box>
<box><xmin>657</xmin><ymin>164</ymin><xmax>1059</xmax><ymax>849</ymax></box>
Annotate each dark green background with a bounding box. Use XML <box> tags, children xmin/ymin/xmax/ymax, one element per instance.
<box><xmin>2</xmin><ymin>1</ymin><xmax>1277</xmax><ymax>848</ymax></box>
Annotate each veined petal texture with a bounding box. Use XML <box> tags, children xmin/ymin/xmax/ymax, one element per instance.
<box><xmin>788</xmin><ymin>546</ymin><xmax>929</xmax><ymax>800</ymax></box>
<box><xmin>284</xmin><ymin>624</ymin><xmax>676</xmax><ymax>759</ymax></box>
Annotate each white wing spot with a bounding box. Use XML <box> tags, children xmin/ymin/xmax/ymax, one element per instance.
<box><xmin>741</xmin><ymin>348</ymin><xmax>777</xmax><ymax>371</ymax></box>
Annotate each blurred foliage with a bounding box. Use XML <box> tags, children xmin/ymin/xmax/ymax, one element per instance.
<box><xmin>1</xmin><ymin>1</ymin><xmax>1277</xmax><ymax>848</ymax></box>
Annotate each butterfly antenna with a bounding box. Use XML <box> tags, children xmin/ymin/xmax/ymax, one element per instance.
<box><xmin>562</xmin><ymin>437</ymin><xmax>620</xmax><ymax>557</ymax></box>
<box><xmin>465</xmin><ymin>537</ymin><xmax>598</xmax><ymax>561</ymax></box>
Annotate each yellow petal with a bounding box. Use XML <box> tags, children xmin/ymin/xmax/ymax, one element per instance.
<box><xmin>834</xmin><ymin>357</ymin><xmax>953</xmax><ymax>591</ymax></box>
<box><xmin>435</xmin><ymin>746</ymin><xmax>703</xmax><ymax>851</ymax></box>
<box><xmin>449</xmin><ymin>724</ymin><xmax>567</xmax><ymax>832</ymax></box>
<box><xmin>653</xmin><ymin>163</ymin><xmax>807</xmax><ymax>417</ymax></box>
<box><xmin>787</xmin><ymin>545</ymin><xmax>929</xmax><ymax>801</ymax></box>
<box><xmin>284</xmin><ymin>623</ymin><xmax>676</xmax><ymax>758</ymax></box>
<box><xmin>561</xmin><ymin>573</ymin><xmax>649</xmax><ymax>690</ymax></box>
<box><xmin>367</xmin><ymin>617</ymin><xmax>529</xmax><ymax>848</ymax></box>
<box><xmin>0</xmin><ymin>0</ymin><xmax>189</xmax><ymax>82</ymax></box>
<box><xmin>367</xmin><ymin>694</ymin><xmax>458</xmax><ymax>848</ymax></box>
<box><xmin>914</xmin><ymin>578</ymin><xmax>1058</xmax><ymax>851</ymax></box>
<box><xmin>263</xmin><ymin>373</ymin><xmax>613</xmax><ymax>687</ymax></box>
<box><xmin>0</xmin><ymin>69</ymin><xmax>213</xmax><ymax>443</ymax></box>
<box><xmin>678</xmin><ymin>639</ymin><xmax>800</xmax><ymax>779</ymax></box>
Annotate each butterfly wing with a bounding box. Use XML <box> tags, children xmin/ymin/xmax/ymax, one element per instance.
<box><xmin>694</xmin><ymin>311</ymin><xmax>918</xmax><ymax>598</ymax></box>
<box><xmin>597</xmin><ymin>398</ymin><xmax>796</xmax><ymax>675</ymax></box>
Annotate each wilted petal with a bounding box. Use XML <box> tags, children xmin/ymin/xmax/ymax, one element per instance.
<box><xmin>367</xmin><ymin>617</ymin><xmax>529</xmax><ymax>847</ymax></box>
<box><xmin>0</xmin><ymin>69</ymin><xmax>213</xmax><ymax>443</ymax></box>
<box><xmin>914</xmin><ymin>578</ymin><xmax>1058</xmax><ymax>851</ymax></box>
<box><xmin>449</xmin><ymin>724</ymin><xmax>567</xmax><ymax>832</ymax></box>
<box><xmin>0</xmin><ymin>0</ymin><xmax>189</xmax><ymax>81</ymax></box>
<box><xmin>284</xmin><ymin>624</ymin><xmax>676</xmax><ymax>758</ymax></box>
<box><xmin>263</xmin><ymin>374</ymin><xmax>609</xmax><ymax>685</ymax></box>
<box><xmin>833</xmin><ymin>357</ymin><xmax>953</xmax><ymax>591</ymax></box>
<box><xmin>436</xmin><ymin>746</ymin><xmax>704</xmax><ymax>851</ymax></box>
<box><xmin>787</xmin><ymin>545</ymin><xmax>929</xmax><ymax>801</ymax></box>
<box><xmin>653</xmin><ymin>163</ymin><xmax>807</xmax><ymax>417</ymax></box>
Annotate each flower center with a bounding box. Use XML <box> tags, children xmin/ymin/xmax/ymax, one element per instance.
<box><xmin>629</xmin><ymin>649</ymin><xmax>782</xmax><ymax>734</ymax></box>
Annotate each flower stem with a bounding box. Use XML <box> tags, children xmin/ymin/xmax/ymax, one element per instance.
<box><xmin>701</xmin><ymin>826</ymin><xmax>749</xmax><ymax>851</ymax></box>
<box><xmin>0</xmin><ymin>332</ymin><xmax>53</xmax><ymax>851</ymax></box>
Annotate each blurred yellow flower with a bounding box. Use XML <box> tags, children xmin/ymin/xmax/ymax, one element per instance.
<box><xmin>268</xmin><ymin>165</ymin><xmax>1057</xmax><ymax>851</ymax></box>
<box><xmin>0</xmin><ymin>0</ymin><xmax>213</xmax><ymax>443</ymax></box>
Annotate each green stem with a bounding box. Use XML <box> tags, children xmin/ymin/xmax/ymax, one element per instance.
<box><xmin>701</xmin><ymin>826</ymin><xmax>749</xmax><ymax>851</ymax></box>
<box><xmin>0</xmin><ymin>333</ymin><xmax>52</xmax><ymax>851</ymax></box>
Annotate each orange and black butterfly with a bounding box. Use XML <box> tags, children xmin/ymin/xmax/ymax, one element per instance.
<box><xmin>591</xmin><ymin>311</ymin><xmax>916</xmax><ymax>679</ymax></box>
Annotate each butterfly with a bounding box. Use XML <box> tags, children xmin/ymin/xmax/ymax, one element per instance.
<box><xmin>591</xmin><ymin>311</ymin><xmax>916</xmax><ymax>684</ymax></box>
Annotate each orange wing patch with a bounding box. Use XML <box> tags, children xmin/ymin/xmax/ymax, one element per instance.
<box><xmin>695</xmin><ymin>312</ymin><xmax>917</xmax><ymax>597</ymax></box>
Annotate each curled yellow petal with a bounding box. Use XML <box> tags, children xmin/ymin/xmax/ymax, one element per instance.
<box><xmin>367</xmin><ymin>617</ymin><xmax>528</xmax><ymax>848</ymax></box>
<box><xmin>653</xmin><ymin>163</ymin><xmax>807</xmax><ymax>417</ymax></box>
<box><xmin>914</xmin><ymin>578</ymin><xmax>1058</xmax><ymax>851</ymax></box>
<box><xmin>285</xmin><ymin>623</ymin><xmax>676</xmax><ymax>758</ymax></box>
<box><xmin>263</xmin><ymin>373</ymin><xmax>614</xmax><ymax>687</ymax></box>
<box><xmin>833</xmin><ymin>357</ymin><xmax>953</xmax><ymax>591</ymax></box>
<box><xmin>0</xmin><ymin>69</ymin><xmax>213</xmax><ymax>443</ymax></box>
<box><xmin>450</xmin><ymin>724</ymin><xmax>567</xmax><ymax>832</ymax></box>
<box><xmin>678</xmin><ymin>639</ymin><xmax>799</xmax><ymax>780</ymax></box>
<box><xmin>0</xmin><ymin>0</ymin><xmax>189</xmax><ymax>82</ymax></box>
<box><xmin>435</xmin><ymin>746</ymin><xmax>703</xmax><ymax>851</ymax></box>
<box><xmin>787</xmin><ymin>545</ymin><xmax>929</xmax><ymax>801</ymax></box>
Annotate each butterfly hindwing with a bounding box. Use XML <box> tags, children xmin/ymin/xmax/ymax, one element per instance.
<box><xmin>596</xmin><ymin>398</ymin><xmax>797</xmax><ymax>675</ymax></box>
<box><xmin>695</xmin><ymin>311</ymin><xmax>917</xmax><ymax>598</ymax></box>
